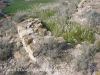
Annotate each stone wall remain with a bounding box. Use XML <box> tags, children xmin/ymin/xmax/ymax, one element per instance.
<box><xmin>18</xmin><ymin>18</ymin><xmax>66</xmax><ymax>63</ymax></box>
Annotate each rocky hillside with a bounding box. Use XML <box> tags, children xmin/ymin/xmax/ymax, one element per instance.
<box><xmin>16</xmin><ymin>18</ymin><xmax>100</xmax><ymax>75</ymax></box>
<box><xmin>0</xmin><ymin>0</ymin><xmax>100</xmax><ymax>75</ymax></box>
<box><xmin>72</xmin><ymin>0</ymin><xmax>100</xmax><ymax>26</ymax></box>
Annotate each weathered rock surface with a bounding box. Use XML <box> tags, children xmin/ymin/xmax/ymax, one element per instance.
<box><xmin>72</xmin><ymin>0</ymin><xmax>100</xmax><ymax>26</ymax></box>
<box><xmin>14</xmin><ymin>51</ymin><xmax>22</xmax><ymax>59</ymax></box>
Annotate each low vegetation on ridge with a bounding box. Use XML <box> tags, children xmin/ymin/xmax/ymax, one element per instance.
<box><xmin>14</xmin><ymin>0</ymin><xmax>100</xmax><ymax>46</ymax></box>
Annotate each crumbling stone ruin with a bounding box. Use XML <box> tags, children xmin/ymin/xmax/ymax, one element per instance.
<box><xmin>18</xmin><ymin>18</ymin><xmax>66</xmax><ymax>62</ymax></box>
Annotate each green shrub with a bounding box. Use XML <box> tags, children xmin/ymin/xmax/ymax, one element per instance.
<box><xmin>39</xmin><ymin>71</ymin><xmax>47</xmax><ymax>75</ymax></box>
<box><xmin>23</xmin><ymin>57</ymin><xmax>30</xmax><ymax>62</ymax></box>
<box><xmin>43</xmin><ymin>20</ymin><xmax>96</xmax><ymax>45</ymax></box>
<box><xmin>12</xmin><ymin>71</ymin><xmax>27</xmax><ymax>75</ymax></box>
<box><xmin>75</xmin><ymin>42</ymin><xmax>97</xmax><ymax>74</ymax></box>
<box><xmin>0</xmin><ymin>50</ymin><xmax>11</xmax><ymax>61</ymax></box>
<box><xmin>0</xmin><ymin>42</ymin><xmax>13</xmax><ymax>61</ymax></box>
<box><xmin>0</xmin><ymin>14</ymin><xmax>5</xmax><ymax>19</ymax></box>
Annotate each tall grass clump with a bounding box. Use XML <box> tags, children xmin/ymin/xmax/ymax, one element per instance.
<box><xmin>62</xmin><ymin>22</ymin><xmax>96</xmax><ymax>44</ymax></box>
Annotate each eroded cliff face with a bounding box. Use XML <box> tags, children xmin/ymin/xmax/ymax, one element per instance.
<box><xmin>72</xmin><ymin>0</ymin><xmax>100</xmax><ymax>26</ymax></box>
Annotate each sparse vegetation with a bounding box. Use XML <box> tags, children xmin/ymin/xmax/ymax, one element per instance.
<box><xmin>14</xmin><ymin>1</ymin><xmax>100</xmax><ymax>45</ymax></box>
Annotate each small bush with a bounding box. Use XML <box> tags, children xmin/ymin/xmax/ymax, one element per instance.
<box><xmin>23</xmin><ymin>57</ymin><xmax>30</xmax><ymax>62</ymax></box>
<box><xmin>0</xmin><ymin>14</ymin><xmax>5</xmax><ymax>19</ymax></box>
<box><xmin>0</xmin><ymin>50</ymin><xmax>12</xmax><ymax>61</ymax></box>
<box><xmin>14</xmin><ymin>11</ymin><xmax>30</xmax><ymax>23</ymax></box>
<box><xmin>0</xmin><ymin>19</ymin><xmax>17</xmax><ymax>35</ymax></box>
<box><xmin>39</xmin><ymin>71</ymin><xmax>47</xmax><ymax>75</ymax></box>
<box><xmin>0</xmin><ymin>42</ymin><xmax>13</xmax><ymax>61</ymax></box>
<box><xmin>33</xmin><ymin>37</ymin><xmax>70</xmax><ymax>65</ymax></box>
<box><xmin>75</xmin><ymin>42</ymin><xmax>97</xmax><ymax>74</ymax></box>
<box><xmin>87</xmin><ymin>10</ymin><xmax>100</xmax><ymax>26</ymax></box>
<box><xmin>12</xmin><ymin>71</ymin><xmax>27</xmax><ymax>75</ymax></box>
